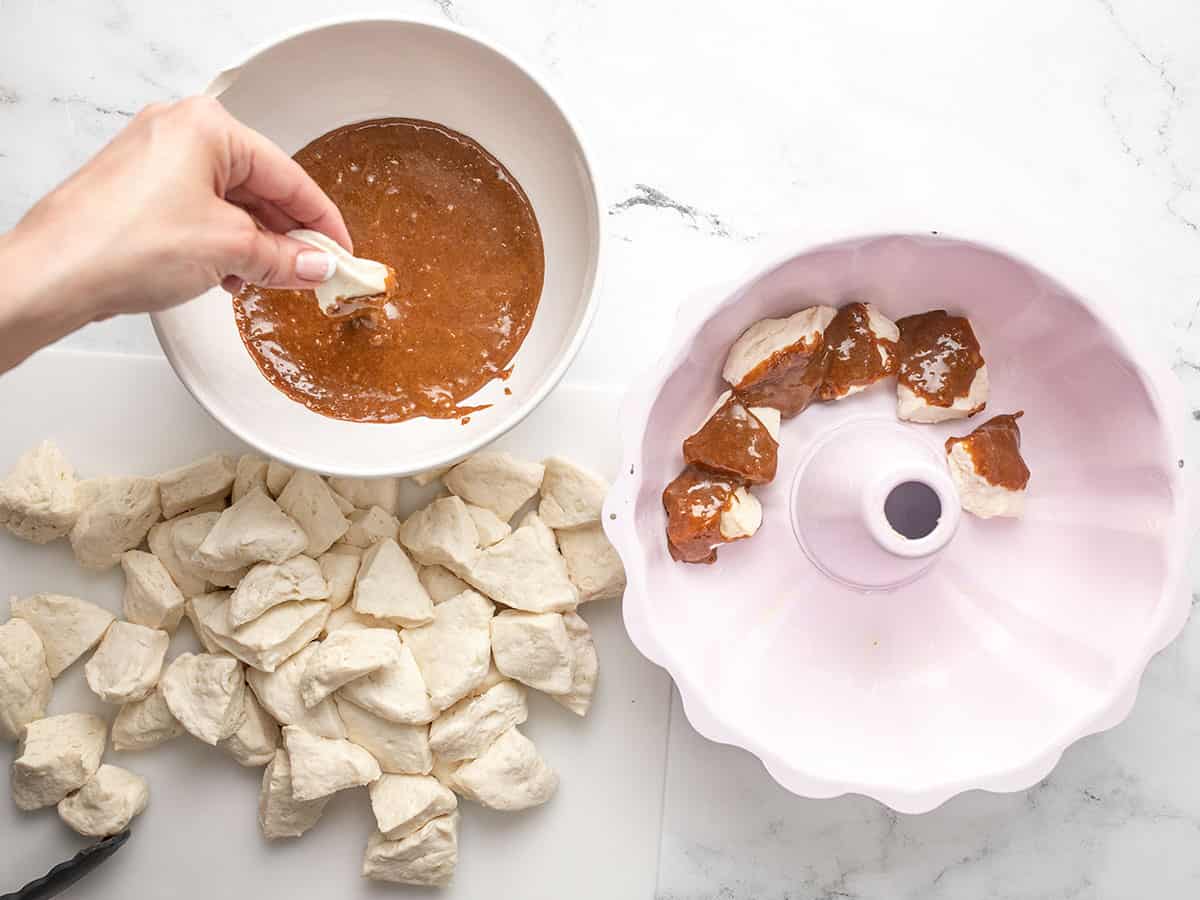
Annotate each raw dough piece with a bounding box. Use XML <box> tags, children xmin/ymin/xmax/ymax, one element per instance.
<box><xmin>538</xmin><ymin>457</ymin><xmax>608</xmax><ymax>528</ymax></box>
<box><xmin>429</xmin><ymin>681</ymin><xmax>528</xmax><ymax>763</ymax></box>
<box><xmin>247</xmin><ymin>643</ymin><xmax>347</xmax><ymax>739</ymax></box>
<box><xmin>452</xmin><ymin>727</ymin><xmax>558</xmax><ymax>811</ymax></box>
<box><xmin>399</xmin><ymin>496</ymin><xmax>478</xmax><ymax>570</ymax></box>
<box><xmin>683</xmin><ymin>391</ymin><xmax>780</xmax><ymax>485</ymax></box>
<box><xmin>221</xmin><ymin>688</ymin><xmax>280</xmax><ymax>767</ymax></box>
<box><xmin>370</xmin><ymin>774</ymin><xmax>457</xmax><ymax>839</ymax></box>
<box><xmin>300</xmin><ymin>628</ymin><xmax>402</xmax><ymax>707</ymax></box>
<box><xmin>418</xmin><ymin>565</ymin><xmax>470</xmax><ymax>604</ymax></box>
<box><xmin>337</xmin><ymin>698</ymin><xmax>432</xmax><ymax>774</ymax></box>
<box><xmin>353</xmin><ymin>539</ymin><xmax>433</xmax><ymax>627</ymax></box>
<box><xmin>721</xmin><ymin>486</ymin><xmax>763</xmax><ymax>539</ymax></box>
<box><xmin>343</xmin><ymin>506</ymin><xmax>401</xmax><ymax>548</ymax></box>
<box><xmin>0</xmin><ymin>617</ymin><xmax>52</xmax><ymax>740</ymax></box>
<box><xmin>84</xmin><ymin>621</ymin><xmax>170</xmax><ymax>704</ymax></box>
<box><xmin>327</xmin><ymin>476</ymin><xmax>401</xmax><ymax>515</ymax></box>
<box><xmin>159</xmin><ymin>652</ymin><xmax>247</xmax><ymax>745</ymax></box>
<box><xmin>0</xmin><ymin>440</ymin><xmax>79</xmax><ymax>543</ymax></box>
<box><xmin>194</xmin><ymin>488</ymin><xmax>307</xmax><ymax>571</ymax></box>
<box><xmin>362</xmin><ymin>813</ymin><xmax>459</xmax><ymax>886</ymax></box>
<box><xmin>69</xmin><ymin>476</ymin><xmax>161</xmax><ymax>570</ymax></box>
<box><xmin>288</xmin><ymin>228</ymin><xmax>393</xmax><ymax>316</ymax></box>
<box><xmin>111</xmin><ymin>687</ymin><xmax>183</xmax><ymax>751</ymax></box>
<box><xmin>11</xmin><ymin>713</ymin><xmax>107</xmax><ymax>810</ymax></box>
<box><xmin>817</xmin><ymin>302</ymin><xmax>900</xmax><ymax>400</ymax></box>
<box><xmin>57</xmin><ymin>764</ymin><xmax>149</xmax><ymax>837</ymax></box>
<box><xmin>945</xmin><ymin>412</ymin><xmax>1030</xmax><ymax>518</ymax></box>
<box><xmin>318</xmin><ymin>549</ymin><xmax>361</xmax><ymax>609</ymax></box>
<box><xmin>321</xmin><ymin>603</ymin><xmax>389</xmax><ymax>637</ymax></box>
<box><xmin>172</xmin><ymin>511</ymin><xmax>247</xmax><ymax>587</ymax></box>
<box><xmin>465</xmin><ymin>504</ymin><xmax>511</xmax><ymax>548</ymax></box>
<box><xmin>722</xmin><ymin>305</ymin><xmax>837</xmax><ymax>417</ymax></box>
<box><xmin>443</xmin><ymin>452</ymin><xmax>545</xmax><ymax>521</ymax></box>
<box><xmin>338</xmin><ymin>642</ymin><xmax>437</xmax><ymax>725</ymax></box>
<box><xmin>402</xmin><ymin>591</ymin><xmax>494</xmax><ymax>711</ymax></box>
<box><xmin>156</xmin><ymin>454</ymin><xmax>235</xmax><ymax>519</ymax></box>
<box><xmin>259</xmin><ymin>747</ymin><xmax>329</xmax><ymax>839</ymax></box>
<box><xmin>191</xmin><ymin>590</ymin><xmax>330</xmax><ymax>673</ymax></box>
<box><xmin>10</xmin><ymin>593</ymin><xmax>115</xmax><ymax>677</ymax></box>
<box><xmin>276</xmin><ymin>470</ymin><xmax>350</xmax><ymax>557</ymax></box>
<box><xmin>232</xmin><ymin>454</ymin><xmax>270</xmax><ymax>503</ymax></box>
<box><xmin>147</xmin><ymin>519</ymin><xmax>208</xmax><ymax>597</ymax></box>
<box><xmin>281</xmin><ymin>725</ymin><xmax>381</xmax><ymax>801</ymax></box>
<box><xmin>409</xmin><ymin>466</ymin><xmax>451</xmax><ymax>487</ymax></box>
<box><xmin>265</xmin><ymin>460</ymin><xmax>294</xmax><ymax>498</ymax></box>
<box><xmin>460</xmin><ymin>523</ymin><xmax>579</xmax><ymax>613</ymax></box>
<box><xmin>895</xmin><ymin>310</ymin><xmax>989</xmax><ymax>423</ymax></box>
<box><xmin>229</xmin><ymin>556</ymin><xmax>329</xmax><ymax>627</ymax></box>
<box><xmin>330</xmin><ymin>486</ymin><xmax>356</xmax><ymax>515</ymax></box>
<box><xmin>551</xmin><ymin>612</ymin><xmax>598</xmax><ymax>716</ymax></box>
<box><xmin>491</xmin><ymin>611</ymin><xmax>574</xmax><ymax>695</ymax></box>
<box><xmin>555</xmin><ymin>522</ymin><xmax>626</xmax><ymax>603</ymax></box>
<box><xmin>121</xmin><ymin>549</ymin><xmax>187</xmax><ymax>632</ymax></box>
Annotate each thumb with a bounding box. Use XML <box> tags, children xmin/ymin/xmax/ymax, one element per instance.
<box><xmin>229</xmin><ymin>226</ymin><xmax>337</xmax><ymax>291</ymax></box>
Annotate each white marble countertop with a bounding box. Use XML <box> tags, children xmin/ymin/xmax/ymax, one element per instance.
<box><xmin>3</xmin><ymin>0</ymin><xmax>1200</xmax><ymax>896</ymax></box>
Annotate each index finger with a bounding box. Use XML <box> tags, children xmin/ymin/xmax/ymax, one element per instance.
<box><xmin>224</xmin><ymin>118</ymin><xmax>354</xmax><ymax>253</ymax></box>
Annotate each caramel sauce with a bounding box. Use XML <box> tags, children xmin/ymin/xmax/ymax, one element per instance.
<box><xmin>946</xmin><ymin>412</ymin><xmax>1030</xmax><ymax>490</ymax></box>
<box><xmin>896</xmin><ymin>310</ymin><xmax>985</xmax><ymax>409</ymax></box>
<box><xmin>818</xmin><ymin>302</ymin><xmax>898</xmax><ymax>400</ymax></box>
<box><xmin>662</xmin><ymin>466</ymin><xmax>742</xmax><ymax>564</ymax></box>
<box><xmin>682</xmin><ymin>395</ymin><xmax>778</xmax><ymax>484</ymax></box>
<box><xmin>233</xmin><ymin>118</ymin><xmax>544</xmax><ymax>423</ymax></box>
<box><xmin>733</xmin><ymin>334</ymin><xmax>830</xmax><ymax>418</ymax></box>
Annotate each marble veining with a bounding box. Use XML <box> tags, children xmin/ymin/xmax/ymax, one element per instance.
<box><xmin>2</xmin><ymin>0</ymin><xmax>1200</xmax><ymax>896</ymax></box>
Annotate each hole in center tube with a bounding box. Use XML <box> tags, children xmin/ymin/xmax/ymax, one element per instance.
<box><xmin>884</xmin><ymin>481</ymin><xmax>941</xmax><ymax>540</ymax></box>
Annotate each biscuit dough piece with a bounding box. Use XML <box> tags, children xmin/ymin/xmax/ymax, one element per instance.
<box><xmin>460</xmin><ymin>523</ymin><xmax>579</xmax><ymax>613</ymax></box>
<box><xmin>57</xmin><ymin>764</ymin><xmax>149</xmax><ymax>837</ymax></box>
<box><xmin>465</xmin><ymin>504</ymin><xmax>510</xmax><ymax>548</ymax></box>
<box><xmin>232</xmin><ymin>454</ymin><xmax>270</xmax><ymax>503</ymax></box>
<box><xmin>945</xmin><ymin>412</ymin><xmax>1030</xmax><ymax>518</ymax></box>
<box><xmin>171</xmin><ymin>511</ymin><xmax>249</xmax><ymax>588</ymax></box>
<box><xmin>300</xmin><ymin>628</ymin><xmax>403</xmax><ymax>708</ymax></box>
<box><xmin>370</xmin><ymin>774</ymin><xmax>457</xmax><ymax>840</ymax></box>
<box><xmin>277</xmin><ymin>471</ymin><xmax>350</xmax><ymax>557</ymax></box>
<box><xmin>338</xmin><ymin>641</ymin><xmax>437</xmax><ymax>725</ymax></box>
<box><xmin>555</xmin><ymin>522</ymin><xmax>626</xmax><ymax>603</ymax></box>
<box><xmin>491</xmin><ymin>611</ymin><xmax>574</xmax><ymax>695</ymax></box>
<box><xmin>402</xmin><ymin>591</ymin><xmax>494</xmax><ymax>711</ymax></box>
<box><xmin>259</xmin><ymin>747</ymin><xmax>329</xmax><ymax>839</ymax></box>
<box><xmin>538</xmin><ymin>457</ymin><xmax>608</xmax><ymax>528</ymax></box>
<box><xmin>321</xmin><ymin>603</ymin><xmax>388</xmax><ymax>637</ymax></box>
<box><xmin>10</xmin><ymin>593</ymin><xmax>115</xmax><ymax>678</ymax></box>
<box><xmin>418</xmin><ymin>566</ymin><xmax>470</xmax><ymax>604</ymax></box>
<box><xmin>0</xmin><ymin>618</ymin><xmax>52</xmax><ymax>740</ymax></box>
<box><xmin>720</xmin><ymin>486</ymin><xmax>763</xmax><ymax>540</ymax></box>
<box><xmin>230</xmin><ymin>556</ymin><xmax>329</xmax><ymax>627</ymax></box>
<box><xmin>409</xmin><ymin>466</ymin><xmax>451</xmax><ymax>487</ymax></box>
<box><xmin>399</xmin><ymin>496</ymin><xmax>478</xmax><ymax>570</ymax></box>
<box><xmin>342</xmin><ymin>506</ymin><xmax>401</xmax><ymax>549</ymax></box>
<box><xmin>0</xmin><ymin>440</ymin><xmax>80</xmax><ymax>543</ymax></box>
<box><xmin>683</xmin><ymin>392</ymin><xmax>780</xmax><ymax>485</ymax></box>
<box><xmin>452</xmin><ymin>727</ymin><xmax>558</xmax><ymax>811</ymax></box>
<box><xmin>287</xmin><ymin>228</ymin><xmax>393</xmax><ymax>316</ymax></box>
<box><xmin>362</xmin><ymin>813</ymin><xmax>459</xmax><ymax>886</ymax></box>
<box><xmin>195</xmin><ymin>488</ymin><xmax>307</xmax><ymax>571</ymax></box>
<box><xmin>246</xmin><ymin>643</ymin><xmax>347</xmax><ymax>739</ymax></box>
<box><xmin>282</xmin><ymin>725</ymin><xmax>381</xmax><ymax>801</ymax></box>
<box><xmin>722</xmin><ymin>305</ymin><xmax>837</xmax><ymax>417</ymax></box>
<box><xmin>817</xmin><ymin>302</ymin><xmax>900</xmax><ymax>400</ymax></box>
<box><xmin>318</xmin><ymin>549</ymin><xmax>361</xmax><ymax>610</ymax></box>
<box><xmin>551</xmin><ymin>612</ymin><xmax>599</xmax><ymax>716</ymax></box>
<box><xmin>160</xmin><ymin>652</ymin><xmax>247</xmax><ymax>745</ymax></box>
<box><xmin>190</xmin><ymin>590</ymin><xmax>330</xmax><ymax>673</ymax></box>
<box><xmin>70</xmin><ymin>476</ymin><xmax>161</xmax><ymax>570</ymax></box>
<box><xmin>121</xmin><ymin>549</ymin><xmax>187</xmax><ymax>632</ymax></box>
<box><xmin>443</xmin><ymin>452</ymin><xmax>545</xmax><ymax>521</ymax></box>
<box><xmin>429</xmin><ymin>681</ymin><xmax>528</xmax><ymax>763</ymax></box>
<box><xmin>336</xmin><ymin>698</ymin><xmax>432</xmax><ymax>775</ymax></box>
<box><xmin>11</xmin><ymin>713</ymin><xmax>107</xmax><ymax>810</ymax></box>
<box><xmin>111</xmin><ymin>687</ymin><xmax>183</xmax><ymax>751</ymax></box>
<box><xmin>264</xmin><ymin>461</ymin><xmax>294</xmax><ymax>497</ymax></box>
<box><xmin>84</xmin><ymin>621</ymin><xmax>170</xmax><ymax>704</ymax></box>
<box><xmin>353</xmin><ymin>539</ymin><xmax>434</xmax><ymax>628</ymax></box>
<box><xmin>221</xmin><ymin>687</ymin><xmax>281</xmax><ymax>767</ymax></box>
<box><xmin>147</xmin><ymin>519</ymin><xmax>208</xmax><ymax>598</ymax></box>
<box><xmin>327</xmin><ymin>476</ymin><xmax>401</xmax><ymax>515</ymax></box>
<box><xmin>895</xmin><ymin>310</ymin><xmax>989</xmax><ymax>423</ymax></box>
<box><xmin>156</xmin><ymin>454</ymin><xmax>236</xmax><ymax>519</ymax></box>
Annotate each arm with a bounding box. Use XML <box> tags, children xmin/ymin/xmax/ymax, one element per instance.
<box><xmin>0</xmin><ymin>96</ymin><xmax>352</xmax><ymax>374</ymax></box>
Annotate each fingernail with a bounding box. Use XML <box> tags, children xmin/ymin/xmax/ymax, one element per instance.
<box><xmin>296</xmin><ymin>250</ymin><xmax>337</xmax><ymax>282</ymax></box>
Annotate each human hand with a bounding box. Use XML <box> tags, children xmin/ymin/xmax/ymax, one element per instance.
<box><xmin>4</xmin><ymin>95</ymin><xmax>350</xmax><ymax>321</ymax></box>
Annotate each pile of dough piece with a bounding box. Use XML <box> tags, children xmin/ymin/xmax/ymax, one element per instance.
<box><xmin>0</xmin><ymin>443</ymin><xmax>625</xmax><ymax>887</ymax></box>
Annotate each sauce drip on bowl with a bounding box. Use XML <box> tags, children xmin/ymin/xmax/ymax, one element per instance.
<box><xmin>234</xmin><ymin>118</ymin><xmax>544</xmax><ymax>423</ymax></box>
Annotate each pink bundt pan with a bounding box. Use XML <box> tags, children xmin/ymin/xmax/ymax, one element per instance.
<box><xmin>605</xmin><ymin>234</ymin><xmax>1198</xmax><ymax>813</ymax></box>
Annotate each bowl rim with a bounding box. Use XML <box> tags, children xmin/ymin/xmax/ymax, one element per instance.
<box><xmin>151</xmin><ymin>14</ymin><xmax>604</xmax><ymax>478</ymax></box>
<box><xmin>605</xmin><ymin>231</ymin><xmax>1197</xmax><ymax>813</ymax></box>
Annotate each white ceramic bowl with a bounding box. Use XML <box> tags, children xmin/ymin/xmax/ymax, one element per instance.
<box><xmin>152</xmin><ymin>18</ymin><xmax>601</xmax><ymax>477</ymax></box>
<box><xmin>606</xmin><ymin>233</ymin><xmax>1197</xmax><ymax>813</ymax></box>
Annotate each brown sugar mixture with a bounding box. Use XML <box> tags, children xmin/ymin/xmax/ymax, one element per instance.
<box><xmin>946</xmin><ymin>412</ymin><xmax>1030</xmax><ymax>490</ymax></box>
<box><xmin>818</xmin><ymin>302</ymin><xmax>898</xmax><ymax>400</ymax></box>
<box><xmin>733</xmin><ymin>335</ymin><xmax>830</xmax><ymax>419</ymax></box>
<box><xmin>895</xmin><ymin>310</ymin><xmax>985</xmax><ymax>409</ymax></box>
<box><xmin>682</xmin><ymin>395</ymin><xmax>778</xmax><ymax>485</ymax></box>
<box><xmin>662</xmin><ymin>466</ymin><xmax>743</xmax><ymax>564</ymax></box>
<box><xmin>233</xmin><ymin>118</ymin><xmax>544</xmax><ymax>423</ymax></box>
